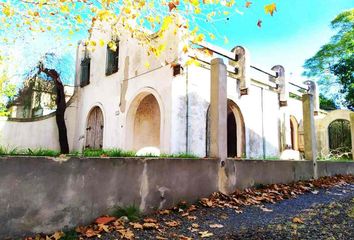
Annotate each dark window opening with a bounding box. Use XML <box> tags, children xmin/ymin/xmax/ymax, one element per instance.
<box><xmin>80</xmin><ymin>57</ymin><xmax>91</xmax><ymax>87</ymax></box>
<box><xmin>106</xmin><ymin>41</ymin><xmax>119</xmax><ymax>76</ymax></box>
<box><xmin>227</xmin><ymin>107</ymin><xmax>237</xmax><ymax>158</ymax></box>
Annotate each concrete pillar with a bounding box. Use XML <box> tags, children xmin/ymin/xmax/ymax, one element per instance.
<box><xmin>229</xmin><ymin>46</ymin><xmax>250</xmax><ymax>95</ymax></box>
<box><xmin>351</xmin><ymin>113</ymin><xmax>354</xmax><ymax>160</ymax></box>
<box><xmin>273</xmin><ymin>65</ymin><xmax>291</xmax><ymax>150</ymax></box>
<box><xmin>209</xmin><ymin>58</ymin><xmax>227</xmax><ymax>160</ymax></box>
<box><xmin>304</xmin><ymin>80</ymin><xmax>320</xmax><ymax>115</ymax></box>
<box><xmin>302</xmin><ymin>94</ymin><xmax>318</xmax><ymax>178</ymax></box>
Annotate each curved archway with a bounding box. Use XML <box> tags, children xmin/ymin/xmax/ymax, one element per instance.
<box><xmin>290</xmin><ymin>115</ymin><xmax>299</xmax><ymax>151</ymax></box>
<box><xmin>85</xmin><ymin>106</ymin><xmax>104</xmax><ymax>149</ymax></box>
<box><xmin>227</xmin><ymin>99</ymin><xmax>245</xmax><ymax>158</ymax></box>
<box><xmin>206</xmin><ymin>99</ymin><xmax>245</xmax><ymax>158</ymax></box>
<box><xmin>127</xmin><ymin>92</ymin><xmax>162</xmax><ymax>152</ymax></box>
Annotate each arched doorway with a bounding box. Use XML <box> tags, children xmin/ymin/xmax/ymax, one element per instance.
<box><xmin>328</xmin><ymin>119</ymin><xmax>352</xmax><ymax>154</ymax></box>
<box><xmin>132</xmin><ymin>94</ymin><xmax>161</xmax><ymax>152</ymax></box>
<box><xmin>227</xmin><ymin>105</ymin><xmax>237</xmax><ymax>157</ymax></box>
<box><xmin>290</xmin><ymin>115</ymin><xmax>299</xmax><ymax>151</ymax></box>
<box><xmin>85</xmin><ymin>106</ymin><xmax>104</xmax><ymax>149</ymax></box>
<box><xmin>206</xmin><ymin>99</ymin><xmax>245</xmax><ymax>158</ymax></box>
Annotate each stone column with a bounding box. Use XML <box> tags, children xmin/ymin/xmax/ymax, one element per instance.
<box><xmin>302</xmin><ymin>94</ymin><xmax>318</xmax><ymax>178</ymax></box>
<box><xmin>229</xmin><ymin>46</ymin><xmax>250</xmax><ymax>95</ymax></box>
<box><xmin>273</xmin><ymin>65</ymin><xmax>291</xmax><ymax>150</ymax></box>
<box><xmin>209</xmin><ymin>58</ymin><xmax>227</xmax><ymax>161</ymax></box>
<box><xmin>351</xmin><ymin>113</ymin><xmax>354</xmax><ymax>160</ymax></box>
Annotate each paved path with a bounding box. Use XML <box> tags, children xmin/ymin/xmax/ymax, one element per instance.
<box><xmin>97</xmin><ymin>183</ymin><xmax>354</xmax><ymax>240</ymax></box>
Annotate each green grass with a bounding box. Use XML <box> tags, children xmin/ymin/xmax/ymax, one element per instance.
<box><xmin>0</xmin><ymin>146</ymin><xmax>198</xmax><ymax>159</ymax></box>
<box><xmin>160</xmin><ymin>152</ymin><xmax>198</xmax><ymax>158</ymax></box>
<box><xmin>111</xmin><ymin>205</ymin><xmax>141</xmax><ymax>222</ymax></box>
<box><xmin>82</xmin><ymin>149</ymin><xmax>136</xmax><ymax>157</ymax></box>
<box><xmin>0</xmin><ymin>147</ymin><xmax>60</xmax><ymax>157</ymax></box>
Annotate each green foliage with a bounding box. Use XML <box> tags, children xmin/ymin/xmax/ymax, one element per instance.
<box><xmin>319</xmin><ymin>94</ymin><xmax>337</xmax><ymax>111</ymax></box>
<box><xmin>0</xmin><ymin>146</ymin><xmax>198</xmax><ymax>158</ymax></box>
<box><xmin>25</xmin><ymin>148</ymin><xmax>60</xmax><ymax>157</ymax></box>
<box><xmin>303</xmin><ymin>9</ymin><xmax>354</xmax><ymax>109</ymax></box>
<box><xmin>111</xmin><ymin>205</ymin><xmax>141</xmax><ymax>222</ymax></box>
<box><xmin>82</xmin><ymin>148</ymin><xmax>136</xmax><ymax>157</ymax></box>
<box><xmin>0</xmin><ymin>147</ymin><xmax>60</xmax><ymax>157</ymax></box>
<box><xmin>0</xmin><ymin>72</ymin><xmax>16</xmax><ymax>116</ymax></box>
<box><xmin>62</xmin><ymin>229</ymin><xmax>78</xmax><ymax>240</ymax></box>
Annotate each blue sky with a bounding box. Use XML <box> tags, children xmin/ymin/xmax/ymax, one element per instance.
<box><xmin>206</xmin><ymin>0</ymin><xmax>354</xmax><ymax>83</ymax></box>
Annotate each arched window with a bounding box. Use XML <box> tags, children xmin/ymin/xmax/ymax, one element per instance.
<box><xmin>328</xmin><ymin>119</ymin><xmax>352</xmax><ymax>153</ymax></box>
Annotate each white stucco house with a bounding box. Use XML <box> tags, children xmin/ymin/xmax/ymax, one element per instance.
<box><xmin>2</xmin><ymin>18</ymin><xmax>352</xmax><ymax>159</ymax></box>
<box><xmin>68</xmin><ymin>20</ymin><xmax>307</xmax><ymax>159</ymax></box>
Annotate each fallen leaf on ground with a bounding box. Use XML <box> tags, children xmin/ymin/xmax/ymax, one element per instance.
<box><xmin>144</xmin><ymin>218</ymin><xmax>158</xmax><ymax>223</ymax></box>
<box><xmin>159</xmin><ymin>209</ymin><xmax>171</xmax><ymax>215</ymax></box>
<box><xmin>95</xmin><ymin>216</ymin><xmax>116</xmax><ymax>225</ymax></box>
<box><xmin>117</xmin><ymin>229</ymin><xmax>134</xmax><ymax>239</ymax></box>
<box><xmin>187</xmin><ymin>215</ymin><xmax>197</xmax><ymax>220</ymax></box>
<box><xmin>165</xmin><ymin>220</ymin><xmax>180</xmax><ymax>227</ymax></box>
<box><xmin>260</xmin><ymin>206</ymin><xmax>273</xmax><ymax>212</ymax></box>
<box><xmin>52</xmin><ymin>231</ymin><xmax>64</xmax><ymax>240</ymax></box>
<box><xmin>143</xmin><ymin>222</ymin><xmax>158</xmax><ymax>229</ymax></box>
<box><xmin>209</xmin><ymin>223</ymin><xmax>223</xmax><ymax>228</ymax></box>
<box><xmin>98</xmin><ymin>223</ymin><xmax>110</xmax><ymax>233</ymax></box>
<box><xmin>84</xmin><ymin>228</ymin><xmax>100</xmax><ymax>238</ymax></box>
<box><xmin>199</xmin><ymin>231</ymin><xmax>214</xmax><ymax>238</ymax></box>
<box><xmin>130</xmin><ymin>222</ymin><xmax>143</xmax><ymax>229</ymax></box>
<box><xmin>192</xmin><ymin>223</ymin><xmax>199</xmax><ymax>228</ymax></box>
<box><xmin>179</xmin><ymin>235</ymin><xmax>193</xmax><ymax>240</ymax></box>
<box><xmin>292</xmin><ymin>217</ymin><xmax>304</xmax><ymax>224</ymax></box>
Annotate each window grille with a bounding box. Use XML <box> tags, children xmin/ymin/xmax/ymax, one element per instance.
<box><xmin>80</xmin><ymin>57</ymin><xmax>91</xmax><ymax>87</ymax></box>
<box><xmin>106</xmin><ymin>41</ymin><xmax>119</xmax><ymax>76</ymax></box>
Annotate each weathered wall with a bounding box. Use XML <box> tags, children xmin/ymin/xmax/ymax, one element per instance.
<box><xmin>315</xmin><ymin>109</ymin><xmax>354</xmax><ymax>157</ymax></box>
<box><xmin>0</xmin><ymin>96</ymin><xmax>78</xmax><ymax>151</ymax></box>
<box><xmin>1</xmin><ymin>157</ymin><xmax>353</xmax><ymax>238</ymax></box>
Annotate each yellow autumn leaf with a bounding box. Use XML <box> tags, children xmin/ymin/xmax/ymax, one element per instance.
<box><xmin>99</xmin><ymin>39</ymin><xmax>105</xmax><ymax>47</ymax></box>
<box><xmin>144</xmin><ymin>61</ymin><xmax>150</xmax><ymax>68</ymax></box>
<box><xmin>208</xmin><ymin>33</ymin><xmax>216</xmax><ymax>40</ymax></box>
<box><xmin>60</xmin><ymin>5</ymin><xmax>70</xmax><ymax>14</ymax></box>
<box><xmin>264</xmin><ymin>3</ymin><xmax>277</xmax><ymax>16</ymax></box>
<box><xmin>75</xmin><ymin>15</ymin><xmax>83</xmax><ymax>24</ymax></box>
<box><xmin>2</xmin><ymin>5</ymin><xmax>14</xmax><ymax>17</ymax></box>
<box><xmin>182</xmin><ymin>45</ymin><xmax>189</xmax><ymax>53</ymax></box>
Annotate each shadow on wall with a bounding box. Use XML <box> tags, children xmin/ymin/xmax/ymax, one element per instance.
<box><xmin>183</xmin><ymin>92</ymin><xmax>280</xmax><ymax>159</ymax></box>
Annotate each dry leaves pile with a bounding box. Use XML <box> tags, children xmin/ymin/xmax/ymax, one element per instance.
<box><xmin>200</xmin><ymin>175</ymin><xmax>354</xmax><ymax>212</ymax></box>
<box><xmin>26</xmin><ymin>175</ymin><xmax>353</xmax><ymax>240</ymax></box>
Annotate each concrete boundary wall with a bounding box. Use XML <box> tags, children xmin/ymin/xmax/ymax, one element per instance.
<box><xmin>0</xmin><ymin>157</ymin><xmax>353</xmax><ymax>238</ymax></box>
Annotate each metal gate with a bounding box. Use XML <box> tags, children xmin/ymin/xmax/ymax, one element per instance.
<box><xmin>328</xmin><ymin>119</ymin><xmax>351</xmax><ymax>152</ymax></box>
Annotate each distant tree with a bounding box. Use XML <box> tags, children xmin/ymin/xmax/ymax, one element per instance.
<box><xmin>303</xmin><ymin>9</ymin><xmax>354</xmax><ymax>110</ymax></box>
<box><xmin>0</xmin><ymin>72</ymin><xmax>16</xmax><ymax>116</ymax></box>
<box><xmin>319</xmin><ymin>94</ymin><xmax>337</xmax><ymax>111</ymax></box>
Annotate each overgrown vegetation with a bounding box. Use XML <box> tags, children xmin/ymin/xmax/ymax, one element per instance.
<box><xmin>82</xmin><ymin>149</ymin><xmax>136</xmax><ymax>157</ymax></box>
<box><xmin>111</xmin><ymin>205</ymin><xmax>141</xmax><ymax>222</ymax></box>
<box><xmin>0</xmin><ymin>146</ymin><xmax>198</xmax><ymax>158</ymax></box>
<box><xmin>0</xmin><ymin>147</ymin><xmax>60</xmax><ymax>157</ymax></box>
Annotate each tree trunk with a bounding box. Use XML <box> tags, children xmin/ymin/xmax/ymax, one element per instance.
<box><xmin>40</xmin><ymin>67</ymin><xmax>69</xmax><ymax>154</ymax></box>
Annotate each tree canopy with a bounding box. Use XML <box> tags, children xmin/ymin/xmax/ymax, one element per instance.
<box><xmin>0</xmin><ymin>1</ymin><xmax>278</xmax><ymax>60</ymax></box>
<box><xmin>303</xmin><ymin>9</ymin><xmax>354</xmax><ymax>110</ymax></box>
